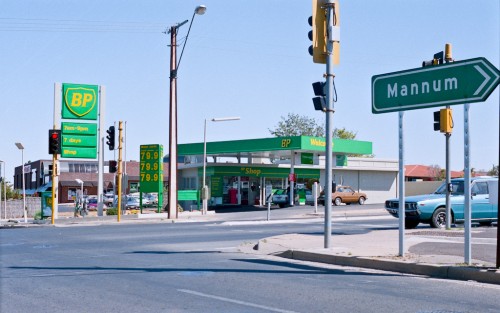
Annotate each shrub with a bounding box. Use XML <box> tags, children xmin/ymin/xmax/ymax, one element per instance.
<box><xmin>106</xmin><ymin>208</ymin><xmax>118</xmax><ymax>215</ymax></box>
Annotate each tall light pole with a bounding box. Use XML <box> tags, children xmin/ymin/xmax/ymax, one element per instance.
<box><xmin>15</xmin><ymin>142</ymin><xmax>27</xmax><ymax>223</ymax></box>
<box><xmin>167</xmin><ymin>5</ymin><xmax>206</xmax><ymax>219</ymax></box>
<box><xmin>202</xmin><ymin>117</ymin><xmax>240</xmax><ymax>215</ymax></box>
<box><xmin>75</xmin><ymin>179</ymin><xmax>84</xmax><ymax>199</ymax></box>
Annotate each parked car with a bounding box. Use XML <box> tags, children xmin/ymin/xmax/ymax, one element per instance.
<box><xmin>317</xmin><ymin>185</ymin><xmax>367</xmax><ymax>206</ymax></box>
<box><xmin>271</xmin><ymin>189</ymin><xmax>300</xmax><ymax>208</ymax></box>
<box><xmin>113</xmin><ymin>196</ymin><xmax>141</xmax><ymax>209</ymax></box>
<box><xmin>87</xmin><ymin>198</ymin><xmax>107</xmax><ymax>211</ymax></box>
<box><xmin>271</xmin><ymin>189</ymin><xmax>288</xmax><ymax>208</ymax></box>
<box><xmin>385</xmin><ymin>177</ymin><xmax>498</xmax><ymax>229</ymax></box>
<box><xmin>103</xmin><ymin>193</ymin><xmax>115</xmax><ymax>206</ymax></box>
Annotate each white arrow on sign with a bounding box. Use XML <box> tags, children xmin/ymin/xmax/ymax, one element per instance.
<box><xmin>473</xmin><ymin>65</ymin><xmax>491</xmax><ymax>96</ymax></box>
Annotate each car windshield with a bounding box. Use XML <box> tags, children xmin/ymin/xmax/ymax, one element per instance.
<box><xmin>434</xmin><ymin>181</ymin><xmax>464</xmax><ymax>195</ymax></box>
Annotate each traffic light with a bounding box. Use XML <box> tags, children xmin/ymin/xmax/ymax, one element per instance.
<box><xmin>433</xmin><ymin>108</ymin><xmax>453</xmax><ymax>133</ymax></box>
<box><xmin>423</xmin><ymin>51</ymin><xmax>444</xmax><ymax>67</ymax></box>
<box><xmin>109</xmin><ymin>160</ymin><xmax>117</xmax><ymax>173</ymax></box>
<box><xmin>312</xmin><ymin>81</ymin><xmax>326</xmax><ymax>111</ymax></box>
<box><xmin>48</xmin><ymin>165</ymin><xmax>53</xmax><ymax>176</ymax></box>
<box><xmin>106</xmin><ymin>126</ymin><xmax>115</xmax><ymax>150</ymax></box>
<box><xmin>308</xmin><ymin>0</ymin><xmax>340</xmax><ymax>64</ymax></box>
<box><xmin>309</xmin><ymin>0</ymin><xmax>327</xmax><ymax>64</ymax></box>
<box><xmin>48</xmin><ymin>129</ymin><xmax>61</xmax><ymax>154</ymax></box>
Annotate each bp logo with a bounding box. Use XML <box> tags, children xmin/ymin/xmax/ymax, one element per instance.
<box><xmin>62</xmin><ymin>83</ymin><xmax>98</xmax><ymax>120</ymax></box>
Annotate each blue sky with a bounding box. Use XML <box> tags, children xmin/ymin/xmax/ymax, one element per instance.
<box><xmin>1</xmin><ymin>0</ymin><xmax>499</xmax><ymax>182</ymax></box>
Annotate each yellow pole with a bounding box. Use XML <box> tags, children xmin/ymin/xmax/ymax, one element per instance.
<box><xmin>51</xmin><ymin>153</ymin><xmax>57</xmax><ymax>225</ymax></box>
<box><xmin>117</xmin><ymin>121</ymin><xmax>123</xmax><ymax>222</ymax></box>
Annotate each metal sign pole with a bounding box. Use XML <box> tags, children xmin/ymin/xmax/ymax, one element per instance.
<box><xmin>464</xmin><ymin>103</ymin><xmax>471</xmax><ymax>264</ymax></box>
<box><xmin>398</xmin><ymin>111</ymin><xmax>405</xmax><ymax>256</ymax></box>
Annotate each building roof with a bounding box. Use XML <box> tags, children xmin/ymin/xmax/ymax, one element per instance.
<box><xmin>178</xmin><ymin>136</ymin><xmax>373</xmax><ymax>159</ymax></box>
<box><xmin>405</xmin><ymin>165</ymin><xmax>462</xmax><ymax>179</ymax></box>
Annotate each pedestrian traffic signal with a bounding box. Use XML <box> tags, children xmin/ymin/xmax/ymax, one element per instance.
<box><xmin>109</xmin><ymin>160</ymin><xmax>117</xmax><ymax>173</ymax></box>
<box><xmin>106</xmin><ymin>126</ymin><xmax>115</xmax><ymax>150</ymax></box>
<box><xmin>48</xmin><ymin>164</ymin><xmax>53</xmax><ymax>176</ymax></box>
<box><xmin>312</xmin><ymin>81</ymin><xmax>326</xmax><ymax>111</ymax></box>
<box><xmin>48</xmin><ymin>129</ymin><xmax>61</xmax><ymax>155</ymax></box>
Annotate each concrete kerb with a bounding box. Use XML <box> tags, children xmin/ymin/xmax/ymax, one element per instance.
<box><xmin>277</xmin><ymin>250</ymin><xmax>500</xmax><ymax>285</ymax></box>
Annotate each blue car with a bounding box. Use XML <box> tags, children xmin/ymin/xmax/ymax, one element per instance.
<box><xmin>385</xmin><ymin>177</ymin><xmax>498</xmax><ymax>229</ymax></box>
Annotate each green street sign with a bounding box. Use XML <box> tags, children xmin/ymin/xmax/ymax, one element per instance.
<box><xmin>61</xmin><ymin>83</ymin><xmax>99</xmax><ymax>120</ymax></box>
<box><xmin>372</xmin><ymin>57</ymin><xmax>500</xmax><ymax>114</ymax></box>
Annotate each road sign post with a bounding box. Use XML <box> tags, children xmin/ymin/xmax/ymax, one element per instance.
<box><xmin>372</xmin><ymin>57</ymin><xmax>500</xmax><ymax>114</ymax></box>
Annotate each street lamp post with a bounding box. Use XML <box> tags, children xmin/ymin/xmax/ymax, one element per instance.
<box><xmin>166</xmin><ymin>5</ymin><xmax>206</xmax><ymax>219</ymax></box>
<box><xmin>202</xmin><ymin>117</ymin><xmax>240</xmax><ymax>215</ymax></box>
<box><xmin>75</xmin><ymin>179</ymin><xmax>84</xmax><ymax>199</ymax></box>
<box><xmin>15</xmin><ymin>143</ymin><xmax>27</xmax><ymax>223</ymax></box>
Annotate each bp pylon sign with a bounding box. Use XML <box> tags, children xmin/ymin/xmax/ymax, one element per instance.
<box><xmin>372</xmin><ymin>57</ymin><xmax>500</xmax><ymax>114</ymax></box>
<box><xmin>60</xmin><ymin>83</ymin><xmax>100</xmax><ymax>159</ymax></box>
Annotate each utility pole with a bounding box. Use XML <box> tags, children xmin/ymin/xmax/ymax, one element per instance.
<box><xmin>117</xmin><ymin>121</ymin><xmax>124</xmax><ymax>222</ymax></box>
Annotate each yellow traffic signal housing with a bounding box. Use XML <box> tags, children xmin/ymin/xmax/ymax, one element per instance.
<box><xmin>311</xmin><ymin>0</ymin><xmax>339</xmax><ymax>64</ymax></box>
<box><xmin>440</xmin><ymin>108</ymin><xmax>453</xmax><ymax>133</ymax></box>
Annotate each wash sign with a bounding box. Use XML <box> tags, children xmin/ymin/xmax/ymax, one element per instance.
<box><xmin>61</xmin><ymin>83</ymin><xmax>99</xmax><ymax>120</ymax></box>
<box><xmin>372</xmin><ymin>57</ymin><xmax>500</xmax><ymax>114</ymax></box>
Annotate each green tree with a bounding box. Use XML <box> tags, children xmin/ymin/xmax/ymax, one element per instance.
<box><xmin>487</xmin><ymin>165</ymin><xmax>499</xmax><ymax>176</ymax></box>
<box><xmin>268</xmin><ymin>113</ymin><xmax>357</xmax><ymax>139</ymax></box>
<box><xmin>268</xmin><ymin>113</ymin><xmax>324</xmax><ymax>137</ymax></box>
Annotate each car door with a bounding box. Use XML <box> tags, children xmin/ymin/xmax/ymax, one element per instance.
<box><xmin>342</xmin><ymin>187</ymin><xmax>356</xmax><ymax>203</ymax></box>
<box><xmin>471</xmin><ymin>181</ymin><xmax>493</xmax><ymax>219</ymax></box>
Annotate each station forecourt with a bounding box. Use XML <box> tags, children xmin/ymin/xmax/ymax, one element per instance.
<box><xmin>176</xmin><ymin>135</ymin><xmax>399</xmax><ymax>208</ymax></box>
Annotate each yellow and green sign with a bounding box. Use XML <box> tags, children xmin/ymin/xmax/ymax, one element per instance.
<box><xmin>61</xmin><ymin>83</ymin><xmax>99</xmax><ymax>120</ymax></box>
<box><xmin>140</xmin><ymin>144</ymin><xmax>163</xmax><ymax>193</ymax></box>
<box><xmin>60</xmin><ymin>122</ymin><xmax>97</xmax><ymax>159</ymax></box>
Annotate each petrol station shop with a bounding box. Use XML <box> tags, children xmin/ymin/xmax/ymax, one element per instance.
<box><xmin>176</xmin><ymin>136</ymin><xmax>398</xmax><ymax>208</ymax></box>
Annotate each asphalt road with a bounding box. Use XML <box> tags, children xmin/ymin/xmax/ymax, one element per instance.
<box><xmin>1</xmin><ymin>209</ymin><xmax>499</xmax><ymax>313</ymax></box>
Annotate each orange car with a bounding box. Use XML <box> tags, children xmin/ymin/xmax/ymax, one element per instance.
<box><xmin>317</xmin><ymin>185</ymin><xmax>367</xmax><ymax>206</ymax></box>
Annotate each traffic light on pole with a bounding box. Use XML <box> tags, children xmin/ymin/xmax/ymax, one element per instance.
<box><xmin>48</xmin><ymin>129</ymin><xmax>61</xmax><ymax>155</ymax></box>
<box><xmin>109</xmin><ymin>160</ymin><xmax>117</xmax><ymax>173</ymax></box>
<box><xmin>48</xmin><ymin>165</ymin><xmax>53</xmax><ymax>176</ymax></box>
<box><xmin>433</xmin><ymin>108</ymin><xmax>453</xmax><ymax>133</ymax></box>
<box><xmin>106</xmin><ymin>126</ymin><xmax>115</xmax><ymax>150</ymax></box>
<box><xmin>312</xmin><ymin>81</ymin><xmax>326</xmax><ymax>111</ymax></box>
<box><xmin>308</xmin><ymin>0</ymin><xmax>327</xmax><ymax>64</ymax></box>
<box><xmin>308</xmin><ymin>0</ymin><xmax>340</xmax><ymax>64</ymax></box>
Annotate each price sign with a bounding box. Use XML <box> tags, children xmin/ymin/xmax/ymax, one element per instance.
<box><xmin>140</xmin><ymin>144</ymin><xmax>163</xmax><ymax>193</ymax></box>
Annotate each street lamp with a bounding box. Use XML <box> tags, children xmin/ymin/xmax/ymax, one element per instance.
<box><xmin>15</xmin><ymin>142</ymin><xmax>27</xmax><ymax>223</ymax></box>
<box><xmin>75</xmin><ymin>179</ymin><xmax>84</xmax><ymax>199</ymax></box>
<box><xmin>166</xmin><ymin>5</ymin><xmax>206</xmax><ymax>219</ymax></box>
<box><xmin>202</xmin><ymin>117</ymin><xmax>240</xmax><ymax>215</ymax></box>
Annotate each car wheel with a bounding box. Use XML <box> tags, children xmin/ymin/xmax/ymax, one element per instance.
<box><xmin>278</xmin><ymin>203</ymin><xmax>286</xmax><ymax>208</ymax></box>
<box><xmin>333</xmin><ymin>197</ymin><xmax>342</xmax><ymax>206</ymax></box>
<box><xmin>479</xmin><ymin>221</ymin><xmax>493</xmax><ymax>227</ymax></box>
<box><xmin>358</xmin><ymin>197</ymin><xmax>366</xmax><ymax>205</ymax></box>
<box><xmin>405</xmin><ymin>219</ymin><xmax>419</xmax><ymax>229</ymax></box>
<box><xmin>430</xmin><ymin>208</ymin><xmax>447</xmax><ymax>228</ymax></box>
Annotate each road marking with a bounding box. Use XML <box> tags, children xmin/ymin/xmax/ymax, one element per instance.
<box><xmin>177</xmin><ymin>289</ymin><xmax>300</xmax><ymax>313</ymax></box>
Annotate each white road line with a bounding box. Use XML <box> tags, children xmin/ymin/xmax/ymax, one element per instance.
<box><xmin>177</xmin><ymin>289</ymin><xmax>300</xmax><ymax>313</ymax></box>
